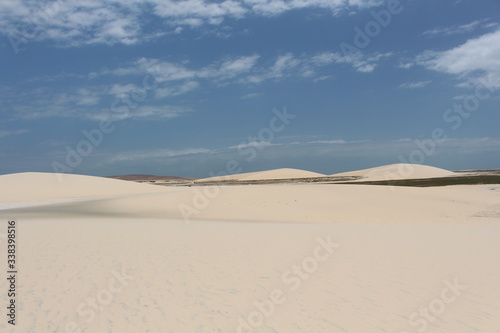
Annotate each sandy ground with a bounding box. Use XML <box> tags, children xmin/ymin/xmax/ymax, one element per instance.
<box><xmin>0</xmin><ymin>168</ymin><xmax>499</xmax><ymax>332</ymax></box>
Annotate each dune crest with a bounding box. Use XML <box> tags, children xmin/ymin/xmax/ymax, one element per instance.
<box><xmin>0</xmin><ymin>172</ymin><xmax>165</xmax><ymax>203</ymax></box>
<box><xmin>331</xmin><ymin>163</ymin><xmax>455</xmax><ymax>181</ymax></box>
<box><xmin>199</xmin><ymin>167</ymin><xmax>325</xmax><ymax>182</ymax></box>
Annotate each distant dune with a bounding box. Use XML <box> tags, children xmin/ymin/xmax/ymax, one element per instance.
<box><xmin>198</xmin><ymin>164</ymin><xmax>455</xmax><ymax>183</ymax></box>
<box><xmin>331</xmin><ymin>163</ymin><xmax>455</xmax><ymax>181</ymax></box>
<box><xmin>199</xmin><ymin>167</ymin><xmax>325</xmax><ymax>182</ymax></box>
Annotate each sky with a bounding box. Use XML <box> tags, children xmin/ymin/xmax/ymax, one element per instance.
<box><xmin>0</xmin><ymin>0</ymin><xmax>499</xmax><ymax>178</ymax></box>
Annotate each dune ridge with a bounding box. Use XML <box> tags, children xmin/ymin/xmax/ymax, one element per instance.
<box><xmin>0</xmin><ymin>172</ymin><xmax>167</xmax><ymax>203</ymax></box>
<box><xmin>331</xmin><ymin>163</ymin><xmax>455</xmax><ymax>181</ymax></box>
<box><xmin>199</xmin><ymin>167</ymin><xmax>326</xmax><ymax>182</ymax></box>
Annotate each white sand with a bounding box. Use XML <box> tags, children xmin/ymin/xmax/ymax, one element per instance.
<box><xmin>0</xmin><ymin>168</ymin><xmax>499</xmax><ymax>332</ymax></box>
<box><xmin>331</xmin><ymin>163</ymin><xmax>455</xmax><ymax>181</ymax></box>
<box><xmin>199</xmin><ymin>168</ymin><xmax>325</xmax><ymax>182</ymax></box>
<box><xmin>0</xmin><ymin>172</ymin><xmax>167</xmax><ymax>204</ymax></box>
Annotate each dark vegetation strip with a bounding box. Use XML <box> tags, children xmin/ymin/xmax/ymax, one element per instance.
<box><xmin>333</xmin><ymin>175</ymin><xmax>500</xmax><ymax>187</ymax></box>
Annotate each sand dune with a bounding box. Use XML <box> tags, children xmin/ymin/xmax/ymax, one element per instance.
<box><xmin>1</xmin><ymin>170</ymin><xmax>499</xmax><ymax>333</ymax></box>
<box><xmin>2</xmin><ymin>175</ymin><xmax>499</xmax><ymax>225</ymax></box>
<box><xmin>199</xmin><ymin>167</ymin><xmax>325</xmax><ymax>182</ymax></box>
<box><xmin>0</xmin><ymin>172</ymin><xmax>167</xmax><ymax>204</ymax></box>
<box><xmin>331</xmin><ymin>163</ymin><xmax>455</xmax><ymax>181</ymax></box>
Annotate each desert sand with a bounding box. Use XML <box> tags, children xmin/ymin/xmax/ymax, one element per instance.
<box><xmin>330</xmin><ymin>163</ymin><xmax>455</xmax><ymax>181</ymax></box>
<box><xmin>0</xmin><ymin>165</ymin><xmax>499</xmax><ymax>333</ymax></box>
<box><xmin>199</xmin><ymin>167</ymin><xmax>325</xmax><ymax>182</ymax></box>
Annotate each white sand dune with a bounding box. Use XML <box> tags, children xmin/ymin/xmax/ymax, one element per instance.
<box><xmin>4</xmin><ymin>182</ymin><xmax>499</xmax><ymax>225</ymax></box>
<box><xmin>0</xmin><ymin>170</ymin><xmax>499</xmax><ymax>333</ymax></box>
<box><xmin>0</xmin><ymin>172</ymin><xmax>168</xmax><ymax>204</ymax></box>
<box><xmin>331</xmin><ymin>163</ymin><xmax>455</xmax><ymax>181</ymax></box>
<box><xmin>199</xmin><ymin>167</ymin><xmax>325</xmax><ymax>182</ymax></box>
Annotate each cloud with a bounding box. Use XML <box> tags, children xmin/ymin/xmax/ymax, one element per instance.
<box><xmin>240</xmin><ymin>92</ymin><xmax>262</xmax><ymax>99</ymax></box>
<box><xmin>0</xmin><ymin>129</ymin><xmax>29</xmax><ymax>139</ymax></box>
<box><xmin>422</xmin><ymin>19</ymin><xmax>493</xmax><ymax>37</ymax></box>
<box><xmin>0</xmin><ymin>0</ymin><xmax>383</xmax><ymax>47</ymax></box>
<box><xmin>228</xmin><ymin>141</ymin><xmax>278</xmax><ymax>149</ymax></box>
<box><xmin>6</xmin><ymin>85</ymin><xmax>191</xmax><ymax>121</ymax></box>
<box><xmin>87</xmin><ymin>105</ymin><xmax>192</xmax><ymax>121</ymax></box>
<box><xmin>108</xmin><ymin>51</ymin><xmax>389</xmax><ymax>88</ymax></box>
<box><xmin>5</xmin><ymin>49</ymin><xmax>390</xmax><ymax>121</ymax></box>
<box><xmin>246</xmin><ymin>0</ymin><xmax>384</xmax><ymax>16</ymax></box>
<box><xmin>155</xmin><ymin>81</ymin><xmax>200</xmax><ymax>99</ymax></box>
<box><xmin>307</xmin><ymin>140</ymin><xmax>347</xmax><ymax>144</ymax></box>
<box><xmin>103</xmin><ymin>137</ymin><xmax>500</xmax><ymax>167</ymax></box>
<box><xmin>399</xmin><ymin>81</ymin><xmax>431</xmax><ymax>89</ymax></box>
<box><xmin>107</xmin><ymin>148</ymin><xmax>211</xmax><ymax>163</ymax></box>
<box><xmin>413</xmin><ymin>29</ymin><xmax>500</xmax><ymax>89</ymax></box>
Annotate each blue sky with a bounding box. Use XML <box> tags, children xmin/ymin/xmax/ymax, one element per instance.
<box><xmin>1</xmin><ymin>0</ymin><xmax>499</xmax><ymax>178</ymax></box>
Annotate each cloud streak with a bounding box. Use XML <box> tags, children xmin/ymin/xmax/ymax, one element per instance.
<box><xmin>422</xmin><ymin>19</ymin><xmax>495</xmax><ymax>37</ymax></box>
<box><xmin>0</xmin><ymin>129</ymin><xmax>29</xmax><ymax>139</ymax></box>
<box><xmin>399</xmin><ymin>81</ymin><xmax>431</xmax><ymax>89</ymax></box>
<box><xmin>104</xmin><ymin>137</ymin><xmax>500</xmax><ymax>164</ymax></box>
<box><xmin>1</xmin><ymin>0</ymin><xmax>384</xmax><ymax>47</ymax></box>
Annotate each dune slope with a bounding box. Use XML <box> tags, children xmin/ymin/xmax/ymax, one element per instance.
<box><xmin>331</xmin><ymin>163</ymin><xmax>455</xmax><ymax>181</ymax></box>
<box><xmin>199</xmin><ymin>168</ymin><xmax>325</xmax><ymax>182</ymax></box>
<box><xmin>0</xmin><ymin>172</ymin><xmax>167</xmax><ymax>204</ymax></box>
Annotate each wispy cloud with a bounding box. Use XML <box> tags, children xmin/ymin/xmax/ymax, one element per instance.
<box><xmin>240</xmin><ymin>92</ymin><xmax>263</xmax><ymax>99</ymax></box>
<box><xmin>107</xmin><ymin>51</ymin><xmax>390</xmax><ymax>87</ymax></box>
<box><xmin>107</xmin><ymin>148</ymin><xmax>211</xmax><ymax>163</ymax></box>
<box><xmin>399</xmin><ymin>81</ymin><xmax>431</xmax><ymax>89</ymax></box>
<box><xmin>6</xmin><ymin>85</ymin><xmax>192</xmax><ymax>121</ymax></box>
<box><xmin>307</xmin><ymin>140</ymin><xmax>348</xmax><ymax>144</ymax></box>
<box><xmin>0</xmin><ymin>129</ymin><xmax>29</xmax><ymax>139</ymax></box>
<box><xmin>422</xmin><ymin>19</ymin><xmax>494</xmax><ymax>37</ymax></box>
<box><xmin>6</xmin><ymin>49</ymin><xmax>390</xmax><ymax>121</ymax></box>
<box><xmin>103</xmin><ymin>137</ymin><xmax>500</xmax><ymax>165</ymax></box>
<box><xmin>1</xmin><ymin>0</ymin><xmax>384</xmax><ymax>47</ymax></box>
<box><xmin>228</xmin><ymin>141</ymin><xmax>278</xmax><ymax>149</ymax></box>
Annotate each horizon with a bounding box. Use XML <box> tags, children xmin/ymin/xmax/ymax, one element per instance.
<box><xmin>0</xmin><ymin>162</ymin><xmax>496</xmax><ymax>179</ymax></box>
<box><xmin>1</xmin><ymin>0</ymin><xmax>500</xmax><ymax>178</ymax></box>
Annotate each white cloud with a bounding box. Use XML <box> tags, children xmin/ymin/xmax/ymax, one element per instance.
<box><xmin>314</xmin><ymin>75</ymin><xmax>332</xmax><ymax>82</ymax></box>
<box><xmin>329</xmin><ymin>51</ymin><xmax>393</xmax><ymax>73</ymax></box>
<box><xmin>240</xmin><ymin>92</ymin><xmax>262</xmax><ymax>99</ymax></box>
<box><xmin>0</xmin><ymin>129</ymin><xmax>29</xmax><ymax>139</ymax></box>
<box><xmin>88</xmin><ymin>105</ymin><xmax>191</xmax><ymax>121</ymax></box>
<box><xmin>399</xmin><ymin>81</ymin><xmax>431</xmax><ymax>89</ymax></box>
<box><xmin>422</xmin><ymin>19</ymin><xmax>492</xmax><ymax>37</ymax></box>
<box><xmin>104</xmin><ymin>136</ymin><xmax>500</xmax><ymax>166</ymax></box>
<box><xmin>246</xmin><ymin>0</ymin><xmax>383</xmax><ymax>16</ymax></box>
<box><xmin>108</xmin><ymin>148</ymin><xmax>211</xmax><ymax>162</ymax></box>
<box><xmin>228</xmin><ymin>141</ymin><xmax>277</xmax><ymax>149</ymax></box>
<box><xmin>0</xmin><ymin>0</ymin><xmax>383</xmax><ymax>47</ymax></box>
<box><xmin>155</xmin><ymin>81</ymin><xmax>200</xmax><ymax>99</ymax></box>
<box><xmin>7</xmin><ymin>84</ymin><xmax>191</xmax><ymax>121</ymax></box>
<box><xmin>6</xmin><ymin>48</ymin><xmax>390</xmax><ymax>121</ymax></box>
<box><xmin>109</xmin><ymin>51</ymin><xmax>389</xmax><ymax>89</ymax></box>
<box><xmin>307</xmin><ymin>140</ymin><xmax>347</xmax><ymax>144</ymax></box>
<box><xmin>414</xmin><ymin>29</ymin><xmax>500</xmax><ymax>89</ymax></box>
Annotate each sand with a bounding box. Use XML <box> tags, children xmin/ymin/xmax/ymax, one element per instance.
<box><xmin>0</xmin><ymin>172</ymin><xmax>167</xmax><ymax>204</ymax></box>
<box><xmin>331</xmin><ymin>163</ymin><xmax>455</xmax><ymax>181</ymax></box>
<box><xmin>0</xmin><ymin>166</ymin><xmax>499</xmax><ymax>332</ymax></box>
<box><xmin>199</xmin><ymin>168</ymin><xmax>325</xmax><ymax>182</ymax></box>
